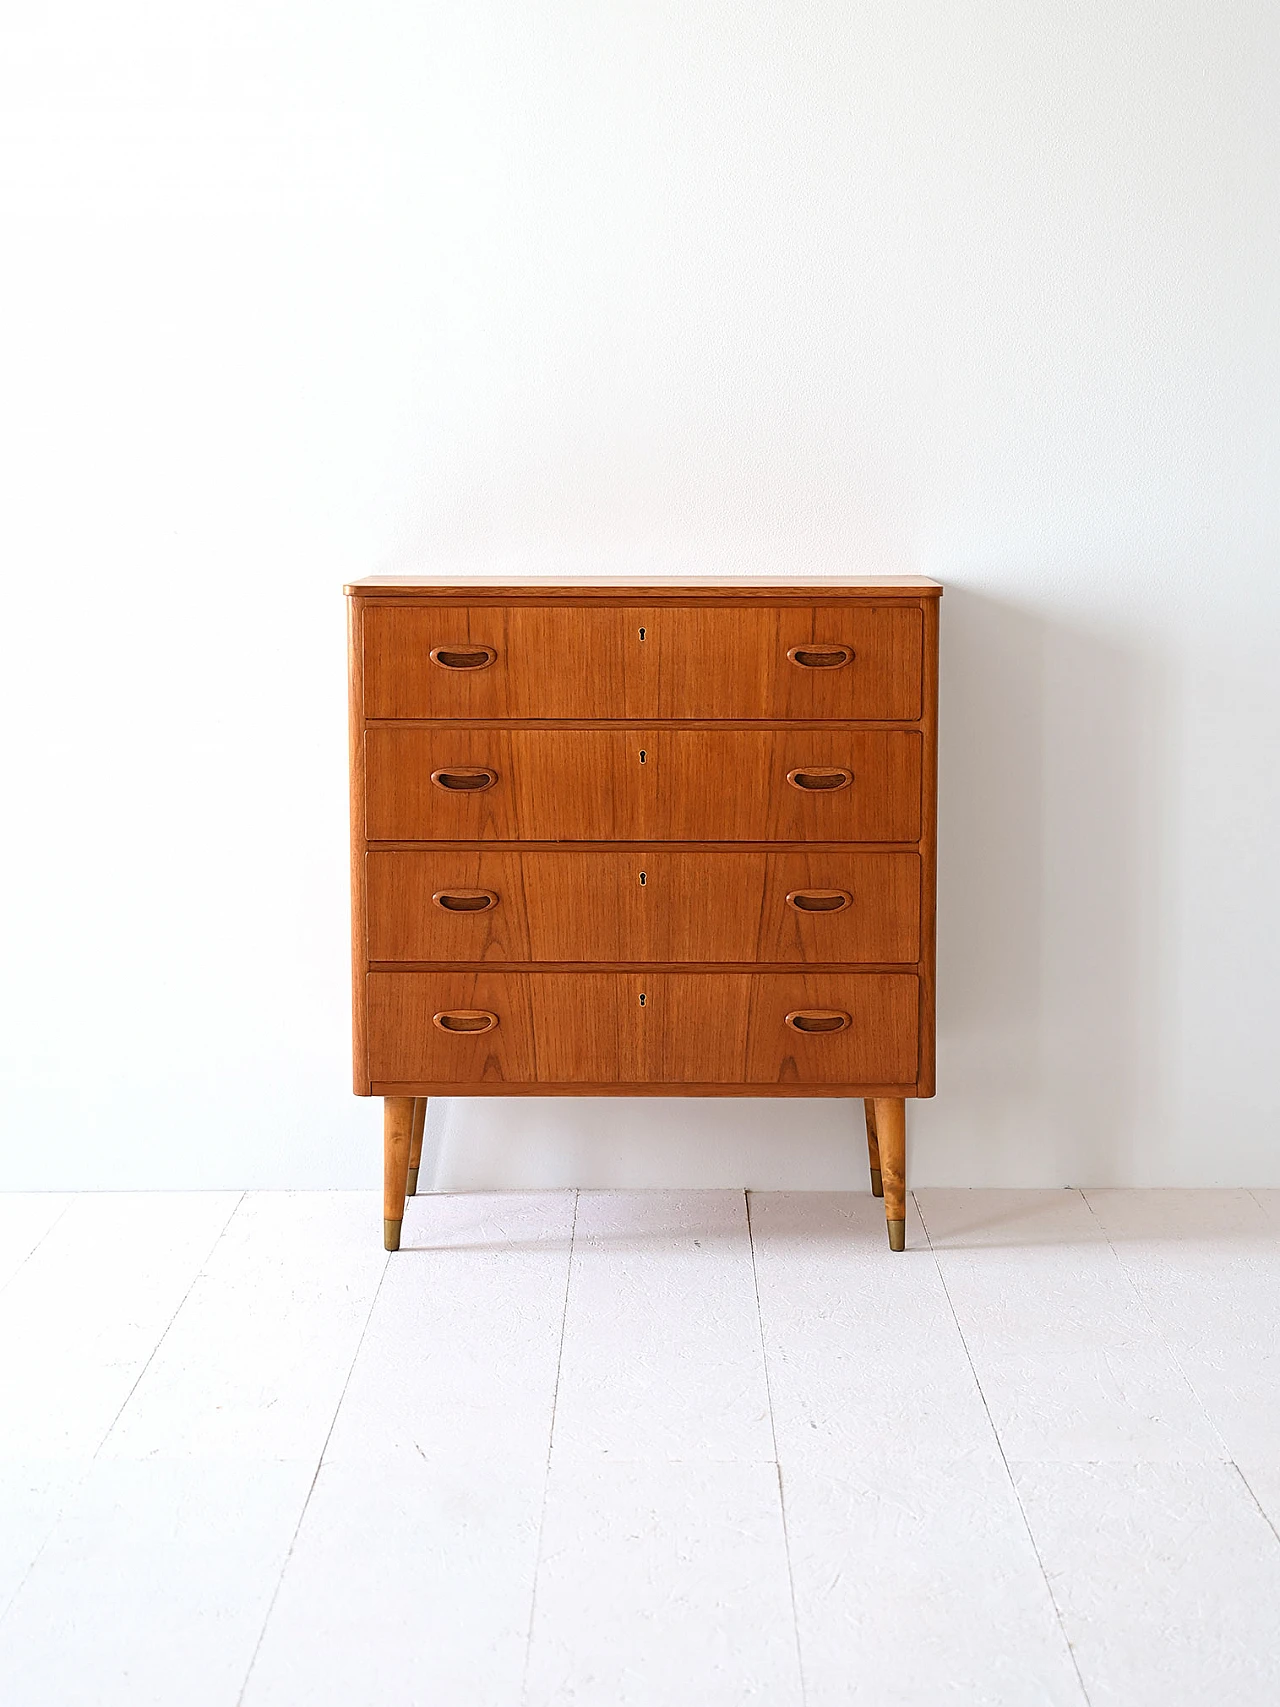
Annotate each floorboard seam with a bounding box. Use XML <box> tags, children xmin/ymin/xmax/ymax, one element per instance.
<box><xmin>93</xmin><ymin>1192</ymin><xmax>248</xmax><ymax>1459</ymax></box>
<box><xmin>519</xmin><ymin>1187</ymin><xmax>579</xmax><ymax>1707</ymax></box>
<box><xmin>0</xmin><ymin>1190</ymin><xmax>247</xmax><ymax>1634</ymax></box>
<box><xmin>914</xmin><ymin>1189</ymin><xmax>1094</xmax><ymax>1707</ymax></box>
<box><xmin>233</xmin><ymin>1231</ymin><xmax>393</xmax><ymax>1707</ymax></box>
<box><xmin>745</xmin><ymin>1189</ymin><xmax>807</xmax><ymax>1707</ymax></box>
<box><xmin>1077</xmin><ymin>1188</ymin><xmax>1233</xmax><ymax>1458</ymax></box>
<box><xmin>0</xmin><ymin>1194</ymin><xmax>79</xmax><ymax>1307</ymax></box>
<box><xmin>1246</xmin><ymin>1188</ymin><xmax>1275</xmax><ymax>1229</ymax></box>
<box><xmin>1081</xmin><ymin>1191</ymin><xmax>1280</xmax><ymax>1569</ymax></box>
<box><xmin>1233</xmin><ymin>1464</ymin><xmax>1280</xmax><ymax>1551</ymax></box>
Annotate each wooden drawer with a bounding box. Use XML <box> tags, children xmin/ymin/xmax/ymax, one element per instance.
<box><xmin>362</xmin><ymin>603</ymin><xmax>923</xmax><ymax>721</ymax></box>
<box><xmin>649</xmin><ymin>605</ymin><xmax>923</xmax><ymax>720</ymax></box>
<box><xmin>363</xmin><ymin>606</ymin><xmax>651</xmax><ymax>720</ymax></box>
<box><xmin>367</xmin><ymin>970</ymin><xmax>920</xmax><ymax>1089</ymax></box>
<box><xmin>364</xmin><ymin>727</ymin><xmax>921</xmax><ymax>842</ymax></box>
<box><xmin>366</xmin><ymin>849</ymin><xmax>921</xmax><ymax>964</ymax></box>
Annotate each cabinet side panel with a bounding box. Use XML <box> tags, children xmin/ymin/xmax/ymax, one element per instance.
<box><xmin>916</xmin><ymin>596</ymin><xmax>939</xmax><ymax>1096</ymax></box>
<box><xmin>348</xmin><ymin>595</ymin><xmax>371</xmax><ymax>1092</ymax></box>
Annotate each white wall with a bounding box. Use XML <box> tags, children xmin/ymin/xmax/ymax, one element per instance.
<box><xmin>1</xmin><ymin>2</ymin><xmax>1277</xmax><ymax>1190</ymax></box>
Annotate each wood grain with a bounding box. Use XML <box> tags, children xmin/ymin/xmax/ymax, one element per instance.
<box><xmin>364</xmin><ymin>727</ymin><xmax>921</xmax><ymax>842</ymax></box>
<box><xmin>367</xmin><ymin>971</ymin><xmax>918</xmax><ymax>1088</ymax></box>
<box><xmin>406</xmin><ymin>1096</ymin><xmax>427</xmax><ymax>1196</ymax></box>
<box><xmin>743</xmin><ymin>976</ymin><xmax>918</xmax><ymax>1086</ymax></box>
<box><xmin>348</xmin><ymin>596</ymin><xmax>370</xmax><ymax>1093</ymax></box>
<box><xmin>365</xmin><ymin>849</ymin><xmax>921</xmax><ymax>964</ymax></box>
<box><xmin>363</xmin><ymin>601</ymin><xmax>923</xmax><ymax>721</ymax></box>
<box><xmin>348</xmin><ymin>584</ymin><xmax>942</xmax><ymax>1128</ymax></box>
<box><xmin>864</xmin><ymin>1099</ymin><xmax>883</xmax><ymax>1195</ymax></box>
<box><xmin>370</xmin><ymin>1081</ymin><xmax>922</xmax><ymax>1098</ymax></box>
<box><xmin>348</xmin><ymin>575</ymin><xmax>944</xmax><ymax>596</ymax></box>
<box><xmin>872</xmin><ymin>1096</ymin><xmax>907</xmax><ymax>1249</ymax></box>
<box><xmin>368</xmin><ymin>972</ymin><xmax>538</xmax><ymax>1085</ymax></box>
<box><xmin>915</xmin><ymin>593</ymin><xmax>940</xmax><ymax>1097</ymax></box>
<box><xmin>382</xmin><ymin>1096</ymin><xmax>415</xmax><ymax>1250</ymax></box>
<box><xmin>364</xmin><ymin>605</ymin><xmax>653</xmax><ymax>720</ymax></box>
<box><xmin>650</xmin><ymin>604</ymin><xmax>923</xmax><ymax>720</ymax></box>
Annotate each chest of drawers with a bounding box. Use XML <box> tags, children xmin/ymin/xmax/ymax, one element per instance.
<box><xmin>347</xmin><ymin>576</ymin><xmax>941</xmax><ymax>1252</ymax></box>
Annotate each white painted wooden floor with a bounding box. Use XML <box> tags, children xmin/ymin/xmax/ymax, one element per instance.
<box><xmin>1</xmin><ymin>1189</ymin><xmax>1279</xmax><ymax>1705</ymax></box>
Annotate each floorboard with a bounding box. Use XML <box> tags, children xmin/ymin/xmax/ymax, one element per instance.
<box><xmin>0</xmin><ymin>1187</ymin><xmax>1278</xmax><ymax>1705</ymax></box>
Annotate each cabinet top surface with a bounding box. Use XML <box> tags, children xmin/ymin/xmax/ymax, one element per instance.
<box><xmin>347</xmin><ymin>575</ymin><xmax>943</xmax><ymax>599</ymax></box>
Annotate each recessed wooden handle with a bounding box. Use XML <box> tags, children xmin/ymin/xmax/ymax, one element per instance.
<box><xmin>432</xmin><ymin>1010</ymin><xmax>499</xmax><ymax>1034</ymax></box>
<box><xmin>429</xmin><ymin>645</ymin><xmax>497</xmax><ymax>671</ymax></box>
<box><xmin>785</xmin><ymin>1010</ymin><xmax>851</xmax><ymax>1034</ymax></box>
<box><xmin>786</xmin><ymin>767</ymin><xmax>853</xmax><ymax>793</ymax></box>
<box><xmin>787</xmin><ymin>645</ymin><xmax>853</xmax><ymax>670</ymax></box>
<box><xmin>432</xmin><ymin>890</ymin><xmax>499</xmax><ymax>913</ymax></box>
<box><xmin>430</xmin><ymin>767</ymin><xmax>498</xmax><ymax>793</ymax></box>
<box><xmin>785</xmin><ymin>889</ymin><xmax>852</xmax><ymax>914</ymax></box>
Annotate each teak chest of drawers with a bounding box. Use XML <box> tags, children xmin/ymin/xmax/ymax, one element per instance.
<box><xmin>347</xmin><ymin>576</ymin><xmax>942</xmax><ymax>1252</ymax></box>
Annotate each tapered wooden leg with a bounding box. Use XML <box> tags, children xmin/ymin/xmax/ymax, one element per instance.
<box><xmin>871</xmin><ymin>1097</ymin><xmax>906</xmax><ymax>1251</ymax></box>
<box><xmin>863</xmin><ymin>1099</ymin><xmax>883</xmax><ymax>1197</ymax></box>
<box><xmin>406</xmin><ymin>1097</ymin><xmax>428</xmax><ymax>1196</ymax></box>
<box><xmin>383</xmin><ymin>1096</ymin><xmax>415</xmax><ymax>1252</ymax></box>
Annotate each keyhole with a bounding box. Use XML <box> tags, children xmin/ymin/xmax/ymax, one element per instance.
<box><xmin>639</xmin><ymin>749</ymin><xmax>647</xmax><ymax>764</ymax></box>
<box><xmin>639</xmin><ymin>871</ymin><xmax>647</xmax><ymax>886</ymax></box>
<box><xmin>638</xmin><ymin>992</ymin><xmax>647</xmax><ymax>1007</ymax></box>
<box><xmin>638</xmin><ymin>626</ymin><xmax>646</xmax><ymax>642</ymax></box>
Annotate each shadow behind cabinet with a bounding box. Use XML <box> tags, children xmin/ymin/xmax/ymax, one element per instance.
<box><xmin>347</xmin><ymin>577</ymin><xmax>942</xmax><ymax>1252</ymax></box>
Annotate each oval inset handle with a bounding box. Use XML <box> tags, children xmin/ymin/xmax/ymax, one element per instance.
<box><xmin>432</xmin><ymin>890</ymin><xmax>499</xmax><ymax>913</ymax></box>
<box><xmin>430</xmin><ymin>767</ymin><xmax>498</xmax><ymax>793</ymax></box>
<box><xmin>787</xmin><ymin>644</ymin><xmax>853</xmax><ymax>670</ymax></box>
<box><xmin>430</xmin><ymin>645</ymin><xmax>497</xmax><ymax>671</ymax></box>
<box><xmin>786</xmin><ymin>889</ymin><xmax>852</xmax><ymax>914</ymax></box>
<box><xmin>785</xmin><ymin>1010</ymin><xmax>851</xmax><ymax>1034</ymax></box>
<box><xmin>432</xmin><ymin>1010</ymin><xmax>499</xmax><ymax>1034</ymax></box>
<box><xmin>786</xmin><ymin>767</ymin><xmax>853</xmax><ymax>793</ymax></box>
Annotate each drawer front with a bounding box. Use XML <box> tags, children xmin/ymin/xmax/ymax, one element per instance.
<box><xmin>366</xmin><ymin>849</ymin><xmax>921</xmax><ymax>964</ymax></box>
<box><xmin>363</xmin><ymin>606</ymin><xmax>651</xmax><ymax>719</ymax></box>
<box><xmin>364</xmin><ymin>728</ymin><xmax>921</xmax><ymax>842</ymax></box>
<box><xmin>362</xmin><ymin>602</ymin><xmax>923</xmax><ymax>721</ymax></box>
<box><xmin>367</xmin><ymin>971</ymin><xmax>627</xmax><ymax>1085</ymax></box>
<box><xmin>367</xmin><ymin>970</ymin><xmax>919</xmax><ymax>1087</ymax></box>
<box><xmin>650</xmin><ymin>604</ymin><xmax>923</xmax><ymax>720</ymax></box>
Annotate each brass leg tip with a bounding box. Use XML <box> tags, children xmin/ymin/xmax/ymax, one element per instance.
<box><xmin>383</xmin><ymin>1218</ymin><xmax>402</xmax><ymax>1253</ymax></box>
<box><xmin>405</xmin><ymin>1166</ymin><xmax>419</xmax><ymax>1198</ymax></box>
<box><xmin>887</xmin><ymin>1219</ymin><xmax>905</xmax><ymax>1252</ymax></box>
<box><xmin>870</xmin><ymin>1167</ymin><xmax>883</xmax><ymax>1198</ymax></box>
